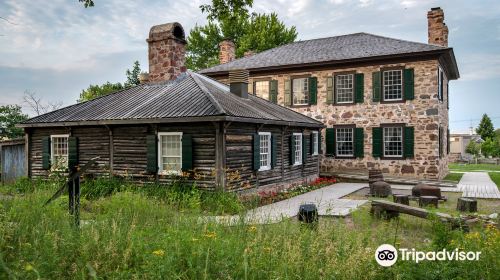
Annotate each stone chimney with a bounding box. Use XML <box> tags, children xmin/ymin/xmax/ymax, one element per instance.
<box><xmin>147</xmin><ymin>22</ymin><xmax>187</xmax><ymax>83</ymax></box>
<box><xmin>219</xmin><ymin>39</ymin><xmax>235</xmax><ymax>64</ymax></box>
<box><xmin>427</xmin><ymin>7</ymin><xmax>448</xmax><ymax>47</ymax></box>
<box><xmin>229</xmin><ymin>69</ymin><xmax>249</xmax><ymax>98</ymax></box>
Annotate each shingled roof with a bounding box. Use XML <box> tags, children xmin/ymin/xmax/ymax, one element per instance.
<box><xmin>19</xmin><ymin>71</ymin><xmax>323</xmax><ymax>128</ymax></box>
<box><xmin>199</xmin><ymin>32</ymin><xmax>459</xmax><ymax>80</ymax></box>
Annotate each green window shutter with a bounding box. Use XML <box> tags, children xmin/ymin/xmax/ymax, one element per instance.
<box><xmin>309</xmin><ymin>133</ymin><xmax>314</xmax><ymax>154</ymax></box>
<box><xmin>271</xmin><ymin>134</ymin><xmax>277</xmax><ymax>168</ymax></box>
<box><xmin>308</xmin><ymin>77</ymin><xmax>317</xmax><ymax>105</ymax></box>
<box><xmin>284</xmin><ymin>79</ymin><xmax>292</xmax><ymax>106</ymax></box>
<box><xmin>354</xmin><ymin>128</ymin><xmax>364</xmax><ymax>158</ymax></box>
<box><xmin>289</xmin><ymin>135</ymin><xmax>295</xmax><ymax>164</ymax></box>
<box><xmin>355</xmin><ymin>73</ymin><xmax>364</xmax><ymax>104</ymax></box>
<box><xmin>404</xmin><ymin>68</ymin><xmax>414</xmax><ymax>100</ymax></box>
<box><xmin>302</xmin><ymin>133</ymin><xmax>308</xmax><ymax>163</ymax></box>
<box><xmin>318</xmin><ymin>131</ymin><xmax>322</xmax><ymax>154</ymax></box>
<box><xmin>404</xmin><ymin>127</ymin><xmax>415</xmax><ymax>159</ymax></box>
<box><xmin>68</xmin><ymin>136</ymin><xmax>78</xmax><ymax>169</ymax></box>
<box><xmin>372</xmin><ymin>72</ymin><xmax>381</xmax><ymax>102</ymax></box>
<box><xmin>253</xmin><ymin>133</ymin><xmax>260</xmax><ymax>171</ymax></box>
<box><xmin>146</xmin><ymin>135</ymin><xmax>158</xmax><ymax>173</ymax></box>
<box><xmin>372</xmin><ymin>127</ymin><xmax>382</xmax><ymax>158</ymax></box>
<box><xmin>269</xmin><ymin>80</ymin><xmax>278</xmax><ymax>103</ymax></box>
<box><xmin>326</xmin><ymin>77</ymin><xmax>334</xmax><ymax>104</ymax></box>
<box><xmin>42</xmin><ymin>136</ymin><xmax>51</xmax><ymax>170</ymax></box>
<box><xmin>182</xmin><ymin>134</ymin><xmax>193</xmax><ymax>171</ymax></box>
<box><xmin>325</xmin><ymin>128</ymin><xmax>335</xmax><ymax>156</ymax></box>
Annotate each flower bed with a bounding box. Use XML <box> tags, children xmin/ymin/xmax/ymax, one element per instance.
<box><xmin>257</xmin><ymin>177</ymin><xmax>337</xmax><ymax>206</ymax></box>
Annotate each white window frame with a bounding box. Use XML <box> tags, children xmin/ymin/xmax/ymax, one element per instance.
<box><xmin>335</xmin><ymin>74</ymin><xmax>354</xmax><ymax>104</ymax></box>
<box><xmin>335</xmin><ymin>128</ymin><xmax>354</xmax><ymax>157</ymax></box>
<box><xmin>158</xmin><ymin>132</ymin><xmax>183</xmax><ymax>175</ymax></box>
<box><xmin>50</xmin><ymin>134</ymin><xmax>69</xmax><ymax>167</ymax></box>
<box><xmin>258</xmin><ymin>132</ymin><xmax>272</xmax><ymax>171</ymax></box>
<box><xmin>312</xmin><ymin>131</ymin><xmax>319</xmax><ymax>155</ymax></box>
<box><xmin>438</xmin><ymin>66</ymin><xmax>443</xmax><ymax>102</ymax></box>
<box><xmin>293</xmin><ymin>133</ymin><xmax>303</xmax><ymax>165</ymax></box>
<box><xmin>382</xmin><ymin>69</ymin><xmax>403</xmax><ymax>101</ymax></box>
<box><xmin>292</xmin><ymin>78</ymin><xmax>309</xmax><ymax>105</ymax></box>
<box><xmin>254</xmin><ymin>80</ymin><xmax>270</xmax><ymax>100</ymax></box>
<box><xmin>383</xmin><ymin>127</ymin><xmax>403</xmax><ymax>158</ymax></box>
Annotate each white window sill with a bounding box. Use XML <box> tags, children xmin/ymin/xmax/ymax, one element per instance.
<box><xmin>258</xmin><ymin>166</ymin><xmax>271</xmax><ymax>172</ymax></box>
<box><xmin>293</xmin><ymin>162</ymin><xmax>302</xmax><ymax>166</ymax></box>
<box><xmin>159</xmin><ymin>171</ymin><xmax>182</xmax><ymax>176</ymax></box>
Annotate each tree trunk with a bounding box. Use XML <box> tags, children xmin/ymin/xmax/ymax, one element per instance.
<box><xmin>457</xmin><ymin>197</ymin><xmax>478</xmax><ymax>212</ymax></box>
<box><xmin>393</xmin><ymin>194</ymin><xmax>410</xmax><ymax>205</ymax></box>
<box><xmin>419</xmin><ymin>196</ymin><xmax>438</xmax><ymax>208</ymax></box>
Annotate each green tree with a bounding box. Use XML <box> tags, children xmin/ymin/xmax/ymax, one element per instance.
<box><xmin>481</xmin><ymin>138</ymin><xmax>500</xmax><ymax>157</ymax></box>
<box><xmin>0</xmin><ymin>105</ymin><xmax>28</xmax><ymax>139</ymax></box>
<box><xmin>465</xmin><ymin>140</ymin><xmax>481</xmax><ymax>160</ymax></box>
<box><xmin>78</xmin><ymin>82</ymin><xmax>124</xmax><ymax>102</ymax></box>
<box><xmin>186</xmin><ymin>0</ymin><xmax>297</xmax><ymax>70</ymax></box>
<box><xmin>79</xmin><ymin>0</ymin><xmax>94</xmax><ymax>8</ymax></box>
<box><xmin>476</xmin><ymin>114</ymin><xmax>495</xmax><ymax>140</ymax></box>
<box><xmin>125</xmin><ymin>61</ymin><xmax>141</xmax><ymax>87</ymax></box>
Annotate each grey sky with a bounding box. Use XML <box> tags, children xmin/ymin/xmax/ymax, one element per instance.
<box><xmin>1</xmin><ymin>0</ymin><xmax>499</xmax><ymax>133</ymax></box>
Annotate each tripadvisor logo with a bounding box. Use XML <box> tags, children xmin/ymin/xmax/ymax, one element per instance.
<box><xmin>375</xmin><ymin>244</ymin><xmax>481</xmax><ymax>267</ymax></box>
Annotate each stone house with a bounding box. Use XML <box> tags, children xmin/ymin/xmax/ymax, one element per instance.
<box><xmin>200</xmin><ymin>7</ymin><xmax>460</xmax><ymax>180</ymax></box>
<box><xmin>18</xmin><ymin>23</ymin><xmax>323</xmax><ymax>193</ymax></box>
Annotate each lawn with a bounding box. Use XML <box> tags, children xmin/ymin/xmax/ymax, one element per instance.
<box><xmin>488</xmin><ymin>172</ymin><xmax>500</xmax><ymax>190</ymax></box>
<box><xmin>443</xmin><ymin>172</ymin><xmax>464</xmax><ymax>183</ymax></box>
<box><xmin>449</xmin><ymin>163</ymin><xmax>500</xmax><ymax>172</ymax></box>
<box><xmin>0</xmin><ymin>179</ymin><xmax>499</xmax><ymax>279</ymax></box>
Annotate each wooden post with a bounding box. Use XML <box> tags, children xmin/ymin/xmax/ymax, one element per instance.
<box><xmin>24</xmin><ymin>131</ymin><xmax>30</xmax><ymax>178</ymax></box>
<box><xmin>457</xmin><ymin>197</ymin><xmax>477</xmax><ymax>212</ymax></box>
<box><xmin>214</xmin><ymin>122</ymin><xmax>225</xmax><ymax>191</ymax></box>
<box><xmin>393</xmin><ymin>194</ymin><xmax>410</xmax><ymax>205</ymax></box>
<box><xmin>419</xmin><ymin>196</ymin><xmax>438</xmax><ymax>208</ymax></box>
<box><xmin>107</xmin><ymin>125</ymin><xmax>114</xmax><ymax>177</ymax></box>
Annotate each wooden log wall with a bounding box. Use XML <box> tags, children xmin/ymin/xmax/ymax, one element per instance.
<box><xmin>225</xmin><ymin>123</ymin><xmax>320</xmax><ymax>192</ymax></box>
<box><xmin>29</xmin><ymin>127</ymin><xmax>69</xmax><ymax>178</ymax></box>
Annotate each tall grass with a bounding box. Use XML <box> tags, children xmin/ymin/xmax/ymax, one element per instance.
<box><xmin>0</xmin><ymin>179</ymin><xmax>499</xmax><ymax>279</ymax></box>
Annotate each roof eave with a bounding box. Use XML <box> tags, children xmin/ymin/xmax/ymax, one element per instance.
<box><xmin>17</xmin><ymin>115</ymin><xmax>324</xmax><ymax>129</ymax></box>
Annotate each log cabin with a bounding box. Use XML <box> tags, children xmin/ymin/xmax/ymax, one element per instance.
<box><xmin>18</xmin><ymin>22</ymin><xmax>324</xmax><ymax>192</ymax></box>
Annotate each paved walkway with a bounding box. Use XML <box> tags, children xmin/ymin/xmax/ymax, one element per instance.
<box><xmin>457</xmin><ymin>172</ymin><xmax>500</xmax><ymax>199</ymax></box>
<box><xmin>199</xmin><ymin>183</ymin><xmax>368</xmax><ymax>225</ymax></box>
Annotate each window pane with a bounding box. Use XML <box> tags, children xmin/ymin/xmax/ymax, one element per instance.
<box><xmin>255</xmin><ymin>81</ymin><xmax>270</xmax><ymax>100</ymax></box>
<box><xmin>259</xmin><ymin>134</ymin><xmax>270</xmax><ymax>168</ymax></box>
<box><xmin>383</xmin><ymin>127</ymin><xmax>403</xmax><ymax>157</ymax></box>
<box><xmin>159</xmin><ymin>134</ymin><xmax>182</xmax><ymax>172</ymax></box>
<box><xmin>294</xmin><ymin>134</ymin><xmax>302</xmax><ymax>164</ymax></box>
<box><xmin>292</xmin><ymin>78</ymin><xmax>309</xmax><ymax>105</ymax></box>
<box><xmin>336</xmin><ymin>128</ymin><xmax>353</xmax><ymax>156</ymax></box>
<box><xmin>335</xmin><ymin>74</ymin><xmax>354</xmax><ymax>103</ymax></box>
<box><xmin>51</xmin><ymin>136</ymin><xmax>68</xmax><ymax>166</ymax></box>
<box><xmin>313</xmin><ymin>133</ymin><xmax>318</xmax><ymax>154</ymax></box>
<box><xmin>383</xmin><ymin>70</ymin><xmax>402</xmax><ymax>101</ymax></box>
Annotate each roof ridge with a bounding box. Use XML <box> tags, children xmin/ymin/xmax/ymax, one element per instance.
<box><xmin>359</xmin><ymin>32</ymin><xmax>449</xmax><ymax>49</ymax></box>
<box><xmin>188</xmin><ymin>71</ymin><xmax>226</xmax><ymax>115</ymax></box>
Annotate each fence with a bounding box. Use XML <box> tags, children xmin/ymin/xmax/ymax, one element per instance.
<box><xmin>0</xmin><ymin>138</ymin><xmax>25</xmax><ymax>184</ymax></box>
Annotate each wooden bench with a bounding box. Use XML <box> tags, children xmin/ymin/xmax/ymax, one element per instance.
<box><xmin>371</xmin><ymin>200</ymin><xmax>453</xmax><ymax>222</ymax></box>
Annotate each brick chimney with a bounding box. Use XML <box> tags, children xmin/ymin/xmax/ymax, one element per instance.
<box><xmin>147</xmin><ymin>22</ymin><xmax>187</xmax><ymax>83</ymax></box>
<box><xmin>219</xmin><ymin>39</ymin><xmax>235</xmax><ymax>64</ymax></box>
<box><xmin>427</xmin><ymin>7</ymin><xmax>448</xmax><ymax>47</ymax></box>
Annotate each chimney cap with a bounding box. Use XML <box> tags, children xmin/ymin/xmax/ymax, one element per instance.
<box><xmin>431</xmin><ymin>7</ymin><xmax>442</xmax><ymax>11</ymax></box>
<box><xmin>147</xmin><ymin>22</ymin><xmax>186</xmax><ymax>43</ymax></box>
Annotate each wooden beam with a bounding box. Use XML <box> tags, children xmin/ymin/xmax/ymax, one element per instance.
<box><xmin>214</xmin><ymin>122</ymin><xmax>225</xmax><ymax>191</ymax></box>
<box><xmin>371</xmin><ymin>200</ymin><xmax>453</xmax><ymax>221</ymax></box>
<box><xmin>24</xmin><ymin>131</ymin><xmax>30</xmax><ymax>178</ymax></box>
<box><xmin>105</xmin><ymin>125</ymin><xmax>114</xmax><ymax>177</ymax></box>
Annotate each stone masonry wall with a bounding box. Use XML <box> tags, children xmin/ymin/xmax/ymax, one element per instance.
<box><xmin>219</xmin><ymin>59</ymin><xmax>450</xmax><ymax>180</ymax></box>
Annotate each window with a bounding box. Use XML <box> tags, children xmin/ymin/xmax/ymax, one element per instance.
<box><xmin>51</xmin><ymin>134</ymin><xmax>69</xmax><ymax>167</ymax></box>
<box><xmin>254</xmin><ymin>81</ymin><xmax>270</xmax><ymax>100</ymax></box>
<box><xmin>312</xmin><ymin>131</ymin><xmax>319</xmax><ymax>155</ymax></box>
<box><xmin>335</xmin><ymin>74</ymin><xmax>354</xmax><ymax>103</ymax></box>
<box><xmin>438</xmin><ymin>67</ymin><xmax>444</xmax><ymax>101</ymax></box>
<box><xmin>292</xmin><ymin>78</ymin><xmax>309</xmax><ymax>105</ymax></box>
<box><xmin>293</xmin><ymin>133</ymin><xmax>302</xmax><ymax>165</ymax></box>
<box><xmin>383</xmin><ymin>127</ymin><xmax>403</xmax><ymax>158</ymax></box>
<box><xmin>158</xmin><ymin>132</ymin><xmax>182</xmax><ymax>174</ymax></box>
<box><xmin>259</xmin><ymin>132</ymin><xmax>271</xmax><ymax>171</ymax></box>
<box><xmin>336</xmin><ymin>128</ymin><xmax>354</xmax><ymax>157</ymax></box>
<box><xmin>383</xmin><ymin>70</ymin><xmax>403</xmax><ymax>101</ymax></box>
